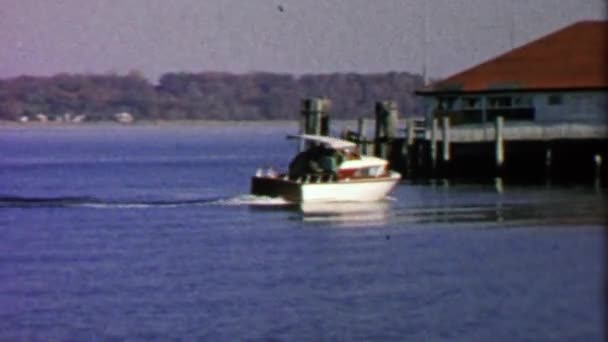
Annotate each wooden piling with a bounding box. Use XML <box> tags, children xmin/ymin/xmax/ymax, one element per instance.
<box><xmin>495</xmin><ymin>116</ymin><xmax>504</xmax><ymax>175</ymax></box>
<box><xmin>357</xmin><ymin>118</ymin><xmax>366</xmax><ymax>138</ymax></box>
<box><xmin>594</xmin><ymin>154</ymin><xmax>602</xmax><ymax>188</ymax></box>
<box><xmin>374</xmin><ymin>101</ymin><xmax>398</xmax><ymax>139</ymax></box>
<box><xmin>299</xmin><ymin>98</ymin><xmax>331</xmax><ymax>151</ymax></box>
<box><xmin>301</xmin><ymin>97</ymin><xmax>331</xmax><ymax>136</ymax></box>
<box><xmin>374</xmin><ymin>101</ymin><xmax>398</xmax><ymax>158</ymax></box>
<box><xmin>441</xmin><ymin>116</ymin><xmax>451</xmax><ymax>163</ymax></box>
<box><xmin>404</xmin><ymin>118</ymin><xmax>416</xmax><ymax>177</ymax></box>
<box><xmin>298</xmin><ymin>106</ymin><xmax>306</xmax><ymax>151</ymax></box>
<box><xmin>314</xmin><ymin>102</ymin><xmax>322</xmax><ymax>136</ymax></box>
<box><xmin>430</xmin><ymin>118</ymin><xmax>438</xmax><ymax>173</ymax></box>
<box><xmin>320</xmin><ymin>98</ymin><xmax>331</xmax><ymax>136</ymax></box>
<box><xmin>439</xmin><ymin>116</ymin><xmax>451</xmax><ymax>177</ymax></box>
<box><xmin>545</xmin><ymin>147</ymin><xmax>552</xmax><ymax>178</ymax></box>
<box><xmin>594</xmin><ymin>154</ymin><xmax>602</xmax><ymax>172</ymax></box>
<box><xmin>357</xmin><ymin>118</ymin><xmax>368</xmax><ymax>155</ymax></box>
<box><xmin>406</xmin><ymin>118</ymin><xmax>415</xmax><ymax>147</ymax></box>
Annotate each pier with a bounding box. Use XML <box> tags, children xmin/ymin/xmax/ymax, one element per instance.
<box><xmin>405</xmin><ymin>21</ymin><xmax>608</xmax><ymax>185</ymax></box>
<box><xmin>299</xmin><ymin>97</ymin><xmax>607</xmax><ymax>184</ymax></box>
<box><xmin>402</xmin><ymin>118</ymin><xmax>607</xmax><ymax>183</ymax></box>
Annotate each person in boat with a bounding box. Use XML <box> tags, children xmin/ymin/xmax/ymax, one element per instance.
<box><xmin>288</xmin><ymin>150</ymin><xmax>312</xmax><ymax>178</ymax></box>
<box><xmin>317</xmin><ymin>146</ymin><xmax>343</xmax><ymax>175</ymax></box>
<box><xmin>288</xmin><ymin>144</ymin><xmax>344</xmax><ymax>179</ymax></box>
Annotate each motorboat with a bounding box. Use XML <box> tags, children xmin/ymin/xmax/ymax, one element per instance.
<box><xmin>251</xmin><ymin>134</ymin><xmax>401</xmax><ymax>203</ymax></box>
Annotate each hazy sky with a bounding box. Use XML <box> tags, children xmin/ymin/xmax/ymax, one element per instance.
<box><xmin>1</xmin><ymin>0</ymin><xmax>605</xmax><ymax>82</ymax></box>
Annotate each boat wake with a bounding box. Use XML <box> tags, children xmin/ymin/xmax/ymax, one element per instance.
<box><xmin>0</xmin><ymin>194</ymin><xmax>291</xmax><ymax>209</ymax></box>
<box><xmin>211</xmin><ymin>194</ymin><xmax>292</xmax><ymax>206</ymax></box>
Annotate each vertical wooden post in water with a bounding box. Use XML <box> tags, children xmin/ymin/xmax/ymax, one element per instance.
<box><xmin>319</xmin><ymin>98</ymin><xmax>331</xmax><ymax>136</ymax></box>
<box><xmin>594</xmin><ymin>154</ymin><xmax>602</xmax><ymax>189</ymax></box>
<box><xmin>495</xmin><ymin>116</ymin><xmax>505</xmax><ymax>177</ymax></box>
<box><xmin>406</xmin><ymin>118</ymin><xmax>415</xmax><ymax>147</ymax></box>
<box><xmin>374</xmin><ymin>101</ymin><xmax>398</xmax><ymax>158</ymax></box>
<box><xmin>545</xmin><ymin>146</ymin><xmax>552</xmax><ymax>180</ymax></box>
<box><xmin>300</xmin><ymin>98</ymin><xmax>330</xmax><ymax>150</ymax></box>
<box><xmin>314</xmin><ymin>100</ymin><xmax>322</xmax><ymax>136</ymax></box>
<box><xmin>357</xmin><ymin>118</ymin><xmax>366</xmax><ymax>137</ymax></box>
<box><xmin>405</xmin><ymin>118</ymin><xmax>416</xmax><ymax>177</ymax></box>
<box><xmin>430</xmin><ymin>118</ymin><xmax>439</xmax><ymax>174</ymax></box>
<box><xmin>441</xmin><ymin>116</ymin><xmax>451</xmax><ymax>164</ymax></box>
<box><xmin>357</xmin><ymin>118</ymin><xmax>368</xmax><ymax>155</ymax></box>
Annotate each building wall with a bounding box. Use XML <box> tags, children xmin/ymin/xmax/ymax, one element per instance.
<box><xmin>533</xmin><ymin>91</ymin><xmax>608</xmax><ymax>124</ymax></box>
<box><xmin>423</xmin><ymin>90</ymin><xmax>608</xmax><ymax>125</ymax></box>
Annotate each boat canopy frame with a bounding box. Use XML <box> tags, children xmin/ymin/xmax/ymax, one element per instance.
<box><xmin>286</xmin><ymin>134</ymin><xmax>357</xmax><ymax>151</ymax></box>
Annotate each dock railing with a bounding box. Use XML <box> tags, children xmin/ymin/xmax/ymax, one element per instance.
<box><xmin>423</xmin><ymin>119</ymin><xmax>608</xmax><ymax>142</ymax></box>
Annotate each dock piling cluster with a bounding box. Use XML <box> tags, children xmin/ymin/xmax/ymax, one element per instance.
<box><xmin>298</xmin><ymin>97</ymin><xmax>606</xmax><ymax>184</ymax></box>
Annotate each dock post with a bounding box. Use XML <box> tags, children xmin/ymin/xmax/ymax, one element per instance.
<box><xmin>594</xmin><ymin>154</ymin><xmax>602</xmax><ymax>189</ymax></box>
<box><xmin>357</xmin><ymin>118</ymin><xmax>367</xmax><ymax>155</ymax></box>
<box><xmin>314</xmin><ymin>104</ymin><xmax>322</xmax><ymax>136</ymax></box>
<box><xmin>301</xmin><ymin>97</ymin><xmax>330</xmax><ymax>136</ymax></box>
<box><xmin>441</xmin><ymin>117</ymin><xmax>450</xmax><ymax>162</ymax></box>
<box><xmin>405</xmin><ymin>118</ymin><xmax>416</xmax><ymax>177</ymax></box>
<box><xmin>406</xmin><ymin>117</ymin><xmax>415</xmax><ymax>147</ymax></box>
<box><xmin>320</xmin><ymin>98</ymin><xmax>331</xmax><ymax>136</ymax></box>
<box><xmin>298</xmin><ymin>99</ymin><xmax>307</xmax><ymax>151</ymax></box>
<box><xmin>357</xmin><ymin>118</ymin><xmax>366</xmax><ymax>138</ymax></box>
<box><xmin>545</xmin><ymin>146</ymin><xmax>552</xmax><ymax>179</ymax></box>
<box><xmin>374</xmin><ymin>101</ymin><xmax>398</xmax><ymax>158</ymax></box>
<box><xmin>301</xmin><ymin>98</ymin><xmax>318</xmax><ymax>135</ymax></box>
<box><xmin>495</xmin><ymin>116</ymin><xmax>504</xmax><ymax>177</ymax></box>
<box><xmin>431</xmin><ymin>118</ymin><xmax>438</xmax><ymax>175</ymax></box>
<box><xmin>441</xmin><ymin>117</ymin><xmax>451</xmax><ymax>176</ymax></box>
<box><xmin>300</xmin><ymin>98</ymin><xmax>329</xmax><ymax>150</ymax></box>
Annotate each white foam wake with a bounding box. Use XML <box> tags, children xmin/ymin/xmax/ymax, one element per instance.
<box><xmin>212</xmin><ymin>194</ymin><xmax>292</xmax><ymax>206</ymax></box>
<box><xmin>79</xmin><ymin>203</ymin><xmax>173</xmax><ymax>209</ymax></box>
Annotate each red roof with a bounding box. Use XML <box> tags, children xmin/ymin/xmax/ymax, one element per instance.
<box><xmin>419</xmin><ymin>21</ymin><xmax>608</xmax><ymax>94</ymax></box>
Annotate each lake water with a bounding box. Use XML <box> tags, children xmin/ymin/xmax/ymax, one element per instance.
<box><xmin>0</xmin><ymin>123</ymin><xmax>605</xmax><ymax>341</ymax></box>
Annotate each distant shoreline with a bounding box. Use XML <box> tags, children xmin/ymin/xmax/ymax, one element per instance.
<box><xmin>0</xmin><ymin>119</ymin><xmax>372</xmax><ymax>137</ymax></box>
<box><xmin>0</xmin><ymin>72</ymin><xmax>423</xmax><ymax>122</ymax></box>
<box><xmin>0</xmin><ymin>119</ymin><xmax>300</xmax><ymax>128</ymax></box>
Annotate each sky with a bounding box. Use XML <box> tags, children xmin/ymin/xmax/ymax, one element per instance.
<box><xmin>0</xmin><ymin>0</ymin><xmax>606</xmax><ymax>82</ymax></box>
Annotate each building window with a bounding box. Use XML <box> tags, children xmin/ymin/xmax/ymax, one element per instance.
<box><xmin>486</xmin><ymin>94</ymin><xmax>534</xmax><ymax>122</ymax></box>
<box><xmin>438</xmin><ymin>97</ymin><xmax>456</xmax><ymax>110</ymax></box>
<box><xmin>488</xmin><ymin>96</ymin><xmax>511</xmax><ymax>108</ymax></box>
<box><xmin>547</xmin><ymin>94</ymin><xmax>563</xmax><ymax>106</ymax></box>
<box><xmin>512</xmin><ymin>95</ymin><xmax>533</xmax><ymax>107</ymax></box>
<box><xmin>462</xmin><ymin>97</ymin><xmax>480</xmax><ymax>109</ymax></box>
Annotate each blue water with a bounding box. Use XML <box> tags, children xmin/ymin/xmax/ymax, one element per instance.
<box><xmin>0</xmin><ymin>123</ymin><xmax>605</xmax><ymax>341</ymax></box>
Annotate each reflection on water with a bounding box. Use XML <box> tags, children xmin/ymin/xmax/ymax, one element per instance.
<box><xmin>291</xmin><ymin>183</ymin><xmax>606</xmax><ymax>228</ymax></box>
<box><xmin>299</xmin><ymin>201</ymin><xmax>392</xmax><ymax>226</ymax></box>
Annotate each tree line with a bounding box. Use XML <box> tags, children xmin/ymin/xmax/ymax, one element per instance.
<box><xmin>0</xmin><ymin>71</ymin><xmax>424</xmax><ymax>121</ymax></box>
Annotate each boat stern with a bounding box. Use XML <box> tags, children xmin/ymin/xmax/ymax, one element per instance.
<box><xmin>250</xmin><ymin>176</ymin><xmax>301</xmax><ymax>202</ymax></box>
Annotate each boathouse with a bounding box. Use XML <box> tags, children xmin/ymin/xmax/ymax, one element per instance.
<box><xmin>413</xmin><ymin>21</ymin><xmax>608</xmax><ymax>182</ymax></box>
<box><xmin>417</xmin><ymin>21</ymin><xmax>607</xmax><ymax>125</ymax></box>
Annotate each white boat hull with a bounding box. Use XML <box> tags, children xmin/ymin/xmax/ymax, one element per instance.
<box><xmin>251</xmin><ymin>172</ymin><xmax>400</xmax><ymax>203</ymax></box>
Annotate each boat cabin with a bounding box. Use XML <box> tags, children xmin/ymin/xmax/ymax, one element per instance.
<box><xmin>286</xmin><ymin>134</ymin><xmax>390</xmax><ymax>181</ymax></box>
